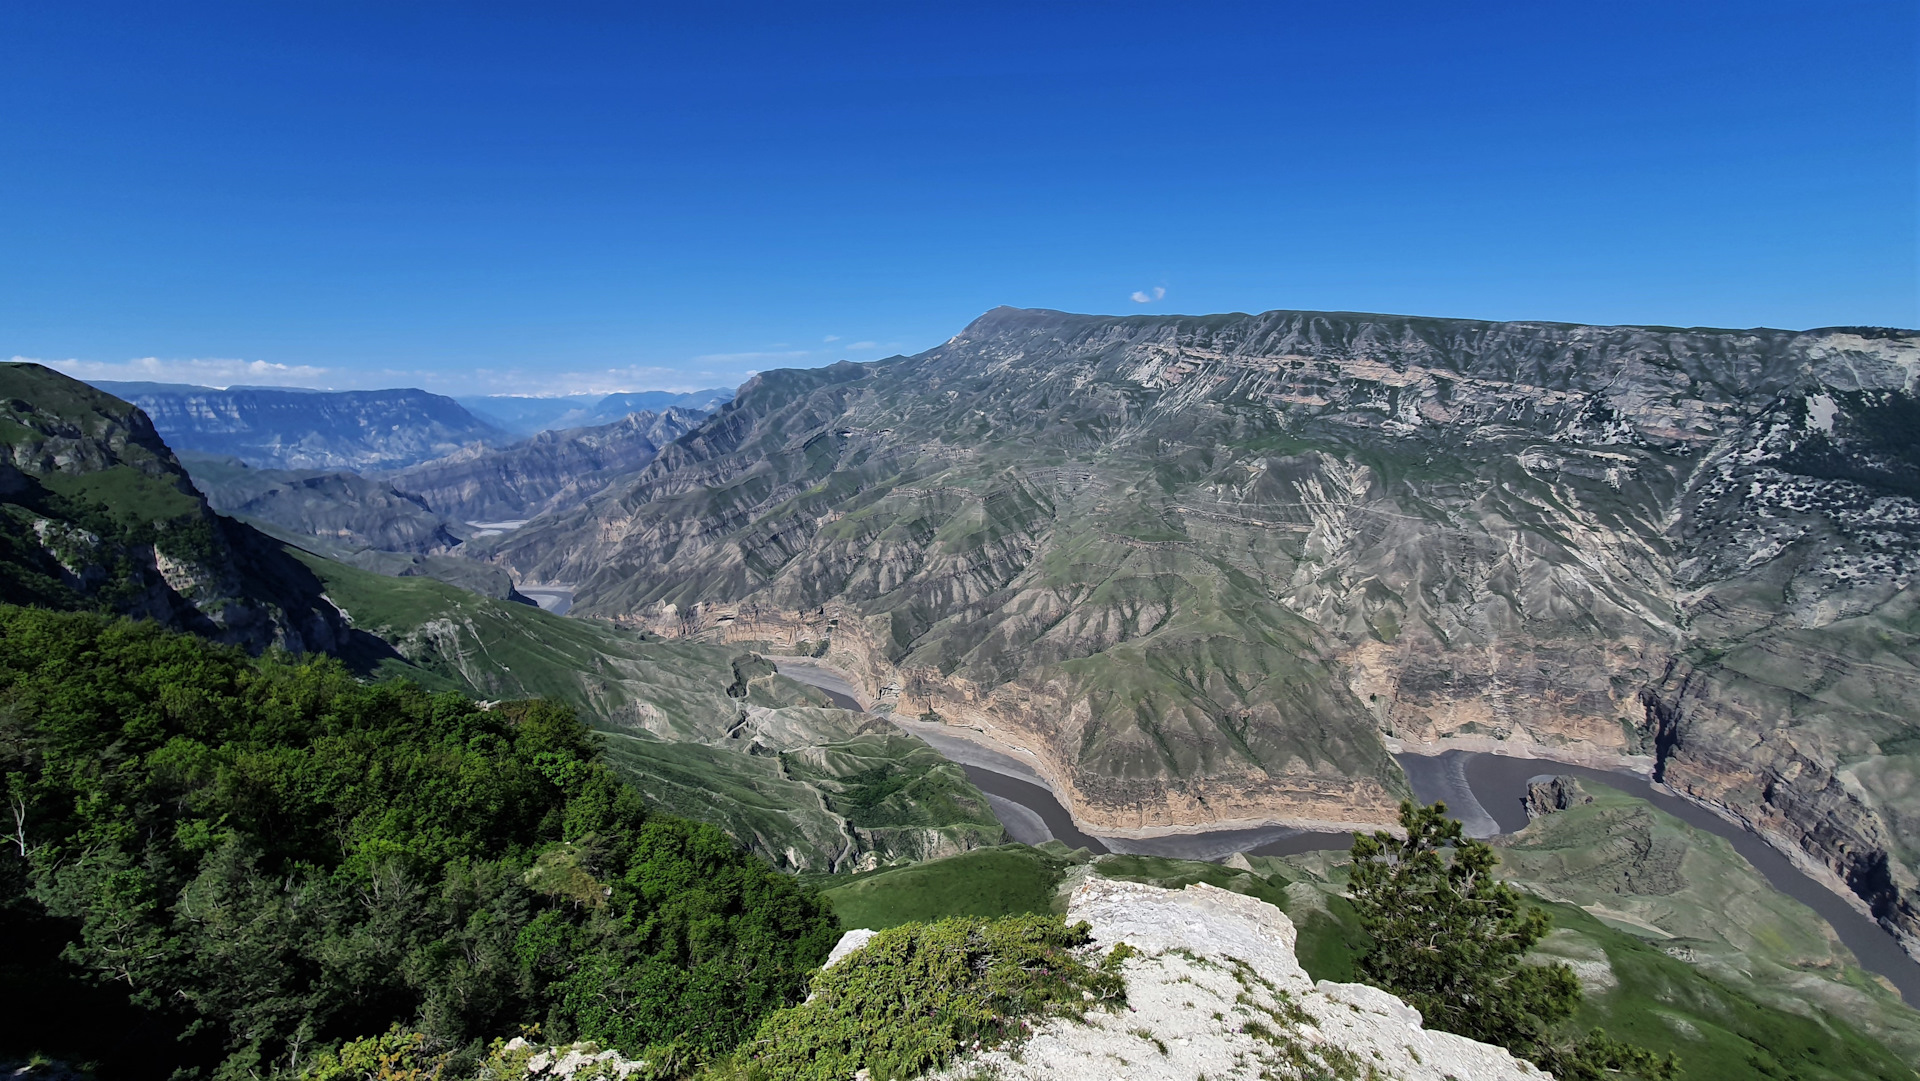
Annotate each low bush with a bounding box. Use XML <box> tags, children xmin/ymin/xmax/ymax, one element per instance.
<box><xmin>714</xmin><ymin>914</ymin><xmax>1124</xmax><ymax>1081</ymax></box>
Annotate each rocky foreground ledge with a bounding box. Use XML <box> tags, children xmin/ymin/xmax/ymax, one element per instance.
<box><xmin>486</xmin><ymin>878</ymin><xmax>1548</xmax><ymax>1081</ymax></box>
<box><xmin>877</xmin><ymin>878</ymin><xmax>1547</xmax><ymax>1081</ymax></box>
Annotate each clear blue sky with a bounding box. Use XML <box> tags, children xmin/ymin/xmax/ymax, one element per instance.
<box><xmin>3</xmin><ymin>2</ymin><xmax>1914</xmax><ymax>395</ymax></box>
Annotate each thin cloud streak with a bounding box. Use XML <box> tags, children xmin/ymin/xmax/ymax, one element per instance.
<box><xmin>27</xmin><ymin>355</ymin><xmax>334</xmax><ymax>389</ymax></box>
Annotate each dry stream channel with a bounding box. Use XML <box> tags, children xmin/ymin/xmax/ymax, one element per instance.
<box><xmin>775</xmin><ymin>661</ymin><xmax>1920</xmax><ymax>1002</ymax></box>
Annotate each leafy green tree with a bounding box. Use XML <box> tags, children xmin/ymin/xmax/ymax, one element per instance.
<box><xmin>1349</xmin><ymin>801</ymin><xmax>1676</xmax><ymax>1080</ymax></box>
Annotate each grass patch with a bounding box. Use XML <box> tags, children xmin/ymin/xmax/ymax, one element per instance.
<box><xmin>817</xmin><ymin>845</ymin><xmax>1075</xmax><ymax>930</ymax></box>
<box><xmin>1093</xmin><ymin>853</ymin><xmax>1292</xmax><ymax>910</ymax></box>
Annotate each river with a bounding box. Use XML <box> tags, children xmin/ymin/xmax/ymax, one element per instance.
<box><xmin>774</xmin><ymin>660</ymin><xmax>1920</xmax><ymax>1002</ymax></box>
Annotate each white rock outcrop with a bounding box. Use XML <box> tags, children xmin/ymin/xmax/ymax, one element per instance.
<box><xmin>938</xmin><ymin>878</ymin><xmax>1549</xmax><ymax>1081</ymax></box>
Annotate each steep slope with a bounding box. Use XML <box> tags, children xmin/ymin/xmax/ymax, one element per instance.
<box><xmin>388</xmin><ymin>407</ymin><xmax>704</xmax><ymax>523</ymax></box>
<box><xmin>0</xmin><ymin>363</ymin><xmax>356</xmax><ymax>653</ymax></box>
<box><xmin>181</xmin><ymin>452</ymin><xmax>462</xmax><ymax>553</ymax></box>
<box><xmin>93</xmin><ymin>380</ymin><xmax>505</xmax><ymax>469</ymax></box>
<box><xmin>1490</xmin><ymin>776</ymin><xmax>1920</xmax><ymax>1065</ymax></box>
<box><xmin>293</xmin><ymin>550</ymin><xmax>1004</xmax><ymax>871</ymax></box>
<box><xmin>483</xmin><ymin>306</ymin><xmax>1920</xmax><ymax>956</ymax></box>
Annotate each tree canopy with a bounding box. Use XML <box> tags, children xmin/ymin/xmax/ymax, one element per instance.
<box><xmin>0</xmin><ymin>607</ymin><xmax>839</xmax><ymax>1080</ymax></box>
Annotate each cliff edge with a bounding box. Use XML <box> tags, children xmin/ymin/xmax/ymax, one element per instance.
<box><xmin>922</xmin><ymin>877</ymin><xmax>1544</xmax><ymax>1080</ymax></box>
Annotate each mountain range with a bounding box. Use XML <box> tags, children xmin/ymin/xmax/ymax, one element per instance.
<box><xmin>476</xmin><ymin>306</ymin><xmax>1920</xmax><ymax>960</ymax></box>
<box><xmin>94</xmin><ymin>381</ymin><xmax>508</xmax><ymax>470</ymax></box>
<box><xmin>6</xmin><ymin>317</ymin><xmax>1920</xmax><ymax>1076</ymax></box>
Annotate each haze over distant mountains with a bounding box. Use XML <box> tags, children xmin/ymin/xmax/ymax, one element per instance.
<box><xmin>89</xmin><ymin>380</ymin><xmax>737</xmax><ymax>468</ymax></box>
<box><xmin>94</xmin><ymin>380</ymin><xmax>507</xmax><ymax>470</ymax></box>
<box><xmin>456</xmin><ymin>388</ymin><xmax>735</xmax><ymax>435</ymax></box>
<box><xmin>56</xmin><ymin>305</ymin><xmax>1920</xmax><ymax>969</ymax></box>
<box><xmin>0</xmin><ymin>362</ymin><xmax>993</xmax><ymax>878</ymax></box>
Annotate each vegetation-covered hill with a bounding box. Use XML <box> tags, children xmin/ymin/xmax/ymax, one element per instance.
<box><xmin>0</xmin><ymin>363</ymin><xmax>360</xmax><ymax>655</ymax></box>
<box><xmin>292</xmin><ymin>551</ymin><xmax>1004</xmax><ymax>872</ymax></box>
<box><xmin>0</xmin><ymin>607</ymin><xmax>840</xmax><ymax>1080</ymax></box>
<box><xmin>813</xmin><ymin>808</ymin><xmax>1920</xmax><ymax>1080</ymax></box>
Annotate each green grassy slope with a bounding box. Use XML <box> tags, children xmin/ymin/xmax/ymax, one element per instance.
<box><xmin>291</xmin><ymin>548</ymin><xmax>1002</xmax><ymax>872</ymax></box>
<box><xmin>811</xmin><ymin>843</ymin><xmax>1083</xmax><ymax>929</ymax></box>
<box><xmin>1248</xmin><ymin>780</ymin><xmax>1920</xmax><ymax>1080</ymax></box>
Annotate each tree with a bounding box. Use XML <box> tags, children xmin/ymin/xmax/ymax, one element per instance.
<box><xmin>1349</xmin><ymin>801</ymin><xmax>1676</xmax><ymax>1080</ymax></box>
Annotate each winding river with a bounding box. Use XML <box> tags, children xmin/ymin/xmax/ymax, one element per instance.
<box><xmin>775</xmin><ymin>661</ymin><xmax>1920</xmax><ymax>1002</ymax></box>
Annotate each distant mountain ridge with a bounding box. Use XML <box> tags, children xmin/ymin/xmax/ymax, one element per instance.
<box><xmin>176</xmin><ymin>408</ymin><xmax>704</xmax><ymax>572</ymax></box>
<box><xmin>387</xmin><ymin>406</ymin><xmax>705</xmax><ymax>523</ymax></box>
<box><xmin>92</xmin><ymin>380</ymin><xmax>507</xmax><ymax>470</ymax></box>
<box><xmin>457</xmin><ymin>388</ymin><xmax>734</xmax><ymax>435</ymax></box>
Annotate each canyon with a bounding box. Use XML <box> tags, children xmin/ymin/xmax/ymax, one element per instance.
<box><xmin>478</xmin><ymin>306</ymin><xmax>1920</xmax><ymax>959</ymax></box>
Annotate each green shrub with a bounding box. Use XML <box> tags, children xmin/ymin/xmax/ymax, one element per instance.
<box><xmin>1350</xmin><ymin>801</ymin><xmax>1675</xmax><ymax>1080</ymax></box>
<box><xmin>722</xmin><ymin>914</ymin><xmax>1123</xmax><ymax>1081</ymax></box>
<box><xmin>297</xmin><ymin>1027</ymin><xmax>453</xmax><ymax>1081</ymax></box>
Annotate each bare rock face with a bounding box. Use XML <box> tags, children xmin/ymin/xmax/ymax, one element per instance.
<box><xmin>932</xmin><ymin>878</ymin><xmax>1547</xmax><ymax>1081</ymax></box>
<box><xmin>1524</xmin><ymin>776</ymin><xmax>1594</xmax><ymax>819</ymax></box>
<box><xmin>481</xmin><ymin>308</ymin><xmax>1920</xmax><ymax>954</ymax></box>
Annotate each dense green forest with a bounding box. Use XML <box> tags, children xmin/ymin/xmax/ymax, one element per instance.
<box><xmin>0</xmin><ymin>606</ymin><xmax>840</xmax><ymax>1080</ymax></box>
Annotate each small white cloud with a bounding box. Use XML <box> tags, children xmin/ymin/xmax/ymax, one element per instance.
<box><xmin>1155</xmin><ymin>286</ymin><xmax>1166</xmax><ymax>300</ymax></box>
<box><xmin>26</xmin><ymin>355</ymin><xmax>334</xmax><ymax>389</ymax></box>
<box><xmin>823</xmin><ymin>334</ymin><xmax>841</xmax><ymax>343</ymax></box>
<box><xmin>848</xmin><ymin>341</ymin><xmax>877</xmax><ymax>350</ymax></box>
<box><xmin>1130</xmin><ymin>286</ymin><xmax>1167</xmax><ymax>304</ymax></box>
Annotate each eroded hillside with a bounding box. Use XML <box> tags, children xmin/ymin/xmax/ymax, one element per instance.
<box><xmin>482</xmin><ymin>307</ymin><xmax>1920</xmax><ymax>957</ymax></box>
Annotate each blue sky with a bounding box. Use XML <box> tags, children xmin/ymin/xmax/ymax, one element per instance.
<box><xmin>3</xmin><ymin>2</ymin><xmax>1914</xmax><ymax>395</ymax></box>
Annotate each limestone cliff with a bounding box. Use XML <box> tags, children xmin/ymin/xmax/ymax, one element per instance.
<box><xmin>933</xmin><ymin>878</ymin><xmax>1543</xmax><ymax>1080</ymax></box>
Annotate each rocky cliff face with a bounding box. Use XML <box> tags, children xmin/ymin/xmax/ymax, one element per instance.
<box><xmin>93</xmin><ymin>381</ymin><xmax>505</xmax><ymax>470</ymax></box>
<box><xmin>0</xmin><ymin>364</ymin><xmax>354</xmax><ymax>653</ymax></box>
<box><xmin>390</xmin><ymin>407</ymin><xmax>702</xmax><ymax>524</ymax></box>
<box><xmin>482</xmin><ymin>307</ymin><xmax>1920</xmax><ymax>955</ymax></box>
